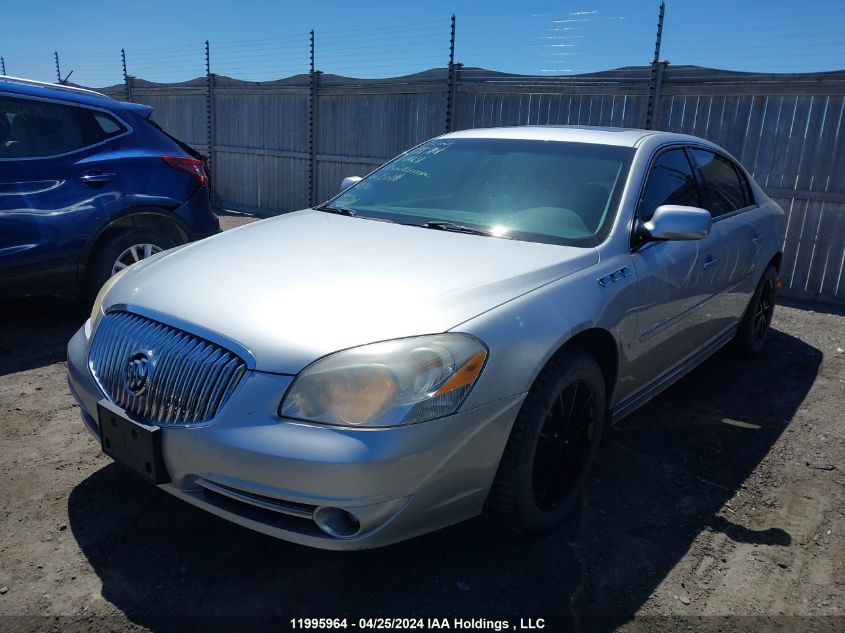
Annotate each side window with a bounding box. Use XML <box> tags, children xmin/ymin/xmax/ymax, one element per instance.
<box><xmin>93</xmin><ymin>113</ymin><xmax>125</xmax><ymax>138</ymax></box>
<box><xmin>690</xmin><ymin>149</ymin><xmax>750</xmax><ymax>217</ymax></box>
<box><xmin>638</xmin><ymin>148</ymin><xmax>701</xmax><ymax>221</ymax></box>
<box><xmin>0</xmin><ymin>96</ymin><xmax>125</xmax><ymax>159</ymax></box>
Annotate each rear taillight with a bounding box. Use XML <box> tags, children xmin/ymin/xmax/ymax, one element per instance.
<box><xmin>162</xmin><ymin>155</ymin><xmax>209</xmax><ymax>186</ymax></box>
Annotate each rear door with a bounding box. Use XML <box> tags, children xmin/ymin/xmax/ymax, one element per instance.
<box><xmin>628</xmin><ymin>146</ymin><xmax>725</xmax><ymax>388</ymax></box>
<box><xmin>688</xmin><ymin>147</ymin><xmax>761</xmax><ymax>326</ymax></box>
<box><xmin>0</xmin><ymin>93</ymin><xmax>130</xmax><ymax>295</ymax></box>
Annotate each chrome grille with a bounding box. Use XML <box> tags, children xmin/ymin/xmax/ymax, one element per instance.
<box><xmin>89</xmin><ymin>311</ymin><xmax>247</xmax><ymax>426</ymax></box>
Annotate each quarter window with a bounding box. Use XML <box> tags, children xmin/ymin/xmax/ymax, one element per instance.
<box><xmin>0</xmin><ymin>96</ymin><xmax>125</xmax><ymax>159</ymax></box>
<box><xmin>638</xmin><ymin>148</ymin><xmax>701</xmax><ymax>221</ymax></box>
<box><xmin>690</xmin><ymin>149</ymin><xmax>750</xmax><ymax>217</ymax></box>
<box><xmin>94</xmin><ymin>113</ymin><xmax>124</xmax><ymax>136</ymax></box>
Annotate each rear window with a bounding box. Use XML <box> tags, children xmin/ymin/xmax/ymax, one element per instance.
<box><xmin>0</xmin><ymin>95</ymin><xmax>126</xmax><ymax>159</ymax></box>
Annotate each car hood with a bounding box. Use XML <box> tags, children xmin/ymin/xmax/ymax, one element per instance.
<box><xmin>105</xmin><ymin>210</ymin><xmax>599</xmax><ymax>373</ymax></box>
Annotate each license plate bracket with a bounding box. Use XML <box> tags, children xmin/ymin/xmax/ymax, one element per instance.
<box><xmin>98</xmin><ymin>400</ymin><xmax>170</xmax><ymax>484</ymax></box>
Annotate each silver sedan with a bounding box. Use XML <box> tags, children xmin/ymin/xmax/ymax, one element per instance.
<box><xmin>67</xmin><ymin>126</ymin><xmax>785</xmax><ymax>549</ymax></box>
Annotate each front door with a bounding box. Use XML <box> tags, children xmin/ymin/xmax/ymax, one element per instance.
<box><xmin>628</xmin><ymin>147</ymin><xmax>724</xmax><ymax>390</ymax></box>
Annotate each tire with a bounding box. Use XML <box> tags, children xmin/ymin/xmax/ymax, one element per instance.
<box><xmin>484</xmin><ymin>347</ymin><xmax>606</xmax><ymax>534</ymax></box>
<box><xmin>86</xmin><ymin>229</ymin><xmax>177</xmax><ymax>302</ymax></box>
<box><xmin>732</xmin><ymin>264</ymin><xmax>778</xmax><ymax>356</ymax></box>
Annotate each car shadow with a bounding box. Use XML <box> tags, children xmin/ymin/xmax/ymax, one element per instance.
<box><xmin>64</xmin><ymin>324</ymin><xmax>822</xmax><ymax>630</ymax></box>
<box><xmin>567</xmin><ymin>325</ymin><xmax>819</xmax><ymax>620</ymax></box>
<box><xmin>0</xmin><ymin>296</ymin><xmax>86</xmax><ymax>376</ymax></box>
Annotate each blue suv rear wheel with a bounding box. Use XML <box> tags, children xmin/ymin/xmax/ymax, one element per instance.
<box><xmin>86</xmin><ymin>228</ymin><xmax>177</xmax><ymax>300</ymax></box>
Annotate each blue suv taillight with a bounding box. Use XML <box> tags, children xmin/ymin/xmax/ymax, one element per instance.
<box><xmin>162</xmin><ymin>155</ymin><xmax>208</xmax><ymax>186</ymax></box>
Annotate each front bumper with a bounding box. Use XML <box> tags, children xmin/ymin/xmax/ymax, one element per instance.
<box><xmin>67</xmin><ymin>324</ymin><xmax>524</xmax><ymax>550</ymax></box>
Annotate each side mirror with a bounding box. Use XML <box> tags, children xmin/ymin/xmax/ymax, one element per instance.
<box><xmin>642</xmin><ymin>205</ymin><xmax>712</xmax><ymax>241</ymax></box>
<box><xmin>340</xmin><ymin>176</ymin><xmax>362</xmax><ymax>192</ymax></box>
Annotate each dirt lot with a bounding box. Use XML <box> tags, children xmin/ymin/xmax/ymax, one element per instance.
<box><xmin>1</xmin><ymin>212</ymin><xmax>843</xmax><ymax>632</ymax></box>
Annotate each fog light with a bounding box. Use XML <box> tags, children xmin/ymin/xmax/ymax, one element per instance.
<box><xmin>313</xmin><ymin>506</ymin><xmax>361</xmax><ymax>538</ymax></box>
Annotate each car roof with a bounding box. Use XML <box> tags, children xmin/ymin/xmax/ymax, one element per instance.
<box><xmin>0</xmin><ymin>76</ymin><xmax>153</xmax><ymax>118</ymax></box>
<box><xmin>442</xmin><ymin>125</ymin><xmax>708</xmax><ymax>148</ymax></box>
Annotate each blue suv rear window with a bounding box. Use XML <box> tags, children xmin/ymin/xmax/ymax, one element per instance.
<box><xmin>0</xmin><ymin>95</ymin><xmax>126</xmax><ymax>159</ymax></box>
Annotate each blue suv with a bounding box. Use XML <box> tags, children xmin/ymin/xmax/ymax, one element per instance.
<box><xmin>0</xmin><ymin>76</ymin><xmax>220</xmax><ymax>300</ymax></box>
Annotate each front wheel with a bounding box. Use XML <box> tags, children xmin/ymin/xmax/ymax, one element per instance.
<box><xmin>484</xmin><ymin>348</ymin><xmax>606</xmax><ymax>534</ymax></box>
<box><xmin>733</xmin><ymin>264</ymin><xmax>778</xmax><ymax>356</ymax></box>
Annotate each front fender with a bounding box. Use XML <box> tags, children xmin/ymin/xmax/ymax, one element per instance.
<box><xmin>454</xmin><ymin>254</ymin><xmax>633</xmax><ymax>412</ymax></box>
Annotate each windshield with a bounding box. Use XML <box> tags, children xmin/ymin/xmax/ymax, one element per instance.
<box><xmin>328</xmin><ymin>138</ymin><xmax>634</xmax><ymax>246</ymax></box>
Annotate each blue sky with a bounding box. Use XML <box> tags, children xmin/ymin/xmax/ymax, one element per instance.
<box><xmin>3</xmin><ymin>0</ymin><xmax>844</xmax><ymax>87</ymax></box>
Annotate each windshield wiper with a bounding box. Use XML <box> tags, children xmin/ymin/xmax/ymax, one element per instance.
<box><xmin>420</xmin><ymin>221</ymin><xmax>504</xmax><ymax>238</ymax></box>
<box><xmin>315</xmin><ymin>204</ymin><xmax>357</xmax><ymax>217</ymax></box>
<box><xmin>315</xmin><ymin>205</ymin><xmax>400</xmax><ymax>224</ymax></box>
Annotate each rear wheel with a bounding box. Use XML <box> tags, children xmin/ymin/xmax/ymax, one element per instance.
<box><xmin>86</xmin><ymin>228</ymin><xmax>176</xmax><ymax>301</ymax></box>
<box><xmin>733</xmin><ymin>264</ymin><xmax>778</xmax><ymax>355</ymax></box>
<box><xmin>485</xmin><ymin>348</ymin><xmax>605</xmax><ymax>534</ymax></box>
<box><xmin>111</xmin><ymin>242</ymin><xmax>165</xmax><ymax>275</ymax></box>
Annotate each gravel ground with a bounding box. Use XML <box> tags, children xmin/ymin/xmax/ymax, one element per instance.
<box><xmin>0</xmin><ymin>212</ymin><xmax>843</xmax><ymax>632</ymax></box>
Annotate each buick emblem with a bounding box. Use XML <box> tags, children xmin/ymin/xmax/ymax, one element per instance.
<box><xmin>123</xmin><ymin>351</ymin><xmax>153</xmax><ymax>396</ymax></box>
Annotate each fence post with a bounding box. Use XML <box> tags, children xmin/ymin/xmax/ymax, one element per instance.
<box><xmin>645</xmin><ymin>1</ymin><xmax>666</xmax><ymax>130</ymax></box>
<box><xmin>445</xmin><ymin>14</ymin><xmax>459</xmax><ymax>132</ymax></box>
<box><xmin>308</xmin><ymin>29</ymin><xmax>320</xmax><ymax>207</ymax></box>
<box><xmin>205</xmin><ymin>40</ymin><xmax>216</xmax><ymax>205</ymax></box>
<box><xmin>54</xmin><ymin>51</ymin><xmax>62</xmax><ymax>83</ymax></box>
<box><xmin>121</xmin><ymin>48</ymin><xmax>133</xmax><ymax>102</ymax></box>
<box><xmin>651</xmin><ymin>61</ymin><xmax>668</xmax><ymax>130</ymax></box>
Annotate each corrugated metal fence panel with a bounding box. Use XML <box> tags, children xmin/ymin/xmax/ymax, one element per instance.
<box><xmin>772</xmin><ymin>197</ymin><xmax>845</xmax><ymax>304</ymax></box>
<box><xmin>453</xmin><ymin>69</ymin><xmax>651</xmax><ymax>130</ymax></box>
<box><xmin>314</xmin><ymin>84</ymin><xmax>447</xmax><ymax>203</ymax></box>
<box><xmin>317</xmin><ymin>89</ymin><xmax>445</xmax><ymax>159</ymax></box>
<box><xmin>214</xmin><ymin>87</ymin><xmax>309</xmax><ymax>152</ymax></box>
<box><xmin>133</xmin><ymin>88</ymin><xmax>208</xmax><ymax>150</ymax></box>
<box><xmin>454</xmin><ymin>91</ymin><xmax>649</xmax><ymax>130</ymax></box>
<box><xmin>214</xmin><ymin>150</ymin><xmax>309</xmax><ymax>215</ymax></box>
<box><xmin>212</xmin><ymin>84</ymin><xmax>310</xmax><ymax>214</ymax></box>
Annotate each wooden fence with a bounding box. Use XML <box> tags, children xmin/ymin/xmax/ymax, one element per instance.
<box><xmin>97</xmin><ymin>65</ymin><xmax>845</xmax><ymax>304</ymax></box>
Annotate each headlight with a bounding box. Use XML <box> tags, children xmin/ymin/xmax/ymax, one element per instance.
<box><xmin>279</xmin><ymin>334</ymin><xmax>488</xmax><ymax>427</ymax></box>
<box><xmin>89</xmin><ymin>267</ymin><xmax>130</xmax><ymax>328</ymax></box>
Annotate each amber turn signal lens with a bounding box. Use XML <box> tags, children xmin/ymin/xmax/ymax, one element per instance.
<box><xmin>434</xmin><ymin>351</ymin><xmax>487</xmax><ymax>397</ymax></box>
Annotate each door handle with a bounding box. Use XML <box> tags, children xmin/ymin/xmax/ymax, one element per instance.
<box><xmin>703</xmin><ymin>255</ymin><xmax>720</xmax><ymax>270</ymax></box>
<box><xmin>79</xmin><ymin>172</ymin><xmax>116</xmax><ymax>185</ymax></box>
<box><xmin>752</xmin><ymin>234</ymin><xmax>762</xmax><ymax>245</ymax></box>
